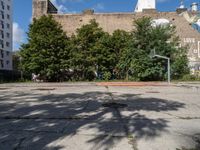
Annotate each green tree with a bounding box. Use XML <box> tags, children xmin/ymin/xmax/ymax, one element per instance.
<box><xmin>92</xmin><ymin>32</ymin><xmax>117</xmax><ymax>80</ymax></box>
<box><xmin>70</xmin><ymin>19</ymin><xmax>117</xmax><ymax>80</ymax></box>
<box><xmin>19</xmin><ymin>15</ymin><xmax>70</xmax><ymax>81</ymax></box>
<box><xmin>118</xmin><ymin>17</ymin><xmax>189</xmax><ymax>81</ymax></box>
<box><xmin>12</xmin><ymin>51</ymin><xmax>21</xmax><ymax>71</ymax></box>
<box><xmin>171</xmin><ymin>46</ymin><xmax>190</xmax><ymax>79</ymax></box>
<box><xmin>110</xmin><ymin>30</ymin><xmax>132</xmax><ymax>79</ymax></box>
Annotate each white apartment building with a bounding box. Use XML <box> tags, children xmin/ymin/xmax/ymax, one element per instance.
<box><xmin>0</xmin><ymin>0</ymin><xmax>12</xmax><ymax>70</ymax></box>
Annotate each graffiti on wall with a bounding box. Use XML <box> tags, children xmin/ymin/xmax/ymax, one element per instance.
<box><xmin>183</xmin><ymin>38</ymin><xmax>200</xmax><ymax>58</ymax></box>
<box><xmin>182</xmin><ymin>38</ymin><xmax>200</xmax><ymax>73</ymax></box>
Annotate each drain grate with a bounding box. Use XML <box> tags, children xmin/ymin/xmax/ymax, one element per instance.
<box><xmin>102</xmin><ymin>102</ymin><xmax>128</xmax><ymax>108</ymax></box>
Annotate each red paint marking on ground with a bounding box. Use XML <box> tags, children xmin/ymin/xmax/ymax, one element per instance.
<box><xmin>96</xmin><ymin>82</ymin><xmax>171</xmax><ymax>87</ymax></box>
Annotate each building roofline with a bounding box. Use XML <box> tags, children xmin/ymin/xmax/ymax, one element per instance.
<box><xmin>47</xmin><ymin>0</ymin><xmax>58</xmax><ymax>12</ymax></box>
<box><xmin>51</xmin><ymin>11</ymin><xmax>178</xmax><ymax>16</ymax></box>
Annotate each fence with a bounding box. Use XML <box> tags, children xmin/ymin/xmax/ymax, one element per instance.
<box><xmin>0</xmin><ymin>70</ymin><xmax>21</xmax><ymax>83</ymax></box>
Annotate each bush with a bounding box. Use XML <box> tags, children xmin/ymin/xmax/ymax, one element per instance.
<box><xmin>181</xmin><ymin>74</ymin><xmax>200</xmax><ymax>81</ymax></box>
<box><xmin>103</xmin><ymin>72</ymin><xmax>112</xmax><ymax>81</ymax></box>
<box><xmin>0</xmin><ymin>70</ymin><xmax>21</xmax><ymax>83</ymax></box>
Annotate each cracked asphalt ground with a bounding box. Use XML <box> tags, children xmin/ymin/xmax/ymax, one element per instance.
<box><xmin>0</xmin><ymin>83</ymin><xmax>200</xmax><ymax>150</ymax></box>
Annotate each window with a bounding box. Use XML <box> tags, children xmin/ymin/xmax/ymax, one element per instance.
<box><xmin>0</xmin><ymin>11</ymin><xmax>4</xmax><ymax>19</ymax></box>
<box><xmin>6</xmin><ymin>42</ymin><xmax>9</xmax><ymax>47</ymax></box>
<box><xmin>6</xmin><ymin>60</ymin><xmax>9</xmax><ymax>65</ymax></box>
<box><xmin>0</xmin><ymin>20</ymin><xmax>4</xmax><ymax>29</ymax></box>
<box><xmin>6</xmin><ymin>23</ymin><xmax>10</xmax><ymax>29</ymax></box>
<box><xmin>6</xmin><ymin>51</ymin><xmax>9</xmax><ymax>56</ymax></box>
<box><xmin>6</xmin><ymin>32</ymin><xmax>9</xmax><ymax>38</ymax></box>
<box><xmin>0</xmin><ymin>49</ymin><xmax>3</xmax><ymax>58</ymax></box>
<box><xmin>1</xmin><ymin>1</ymin><xmax>4</xmax><ymax>10</ymax></box>
<box><xmin>0</xmin><ymin>39</ymin><xmax>3</xmax><ymax>48</ymax></box>
<box><xmin>7</xmin><ymin>14</ymin><xmax>9</xmax><ymax>20</ymax></box>
<box><xmin>0</xmin><ymin>30</ymin><xmax>4</xmax><ymax>39</ymax></box>
<box><xmin>0</xmin><ymin>59</ymin><xmax>3</xmax><ymax>68</ymax></box>
<box><xmin>7</xmin><ymin>5</ymin><xmax>10</xmax><ymax>11</ymax></box>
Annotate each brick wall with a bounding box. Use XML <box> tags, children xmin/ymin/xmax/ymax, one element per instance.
<box><xmin>33</xmin><ymin>0</ymin><xmax>200</xmax><ymax>70</ymax></box>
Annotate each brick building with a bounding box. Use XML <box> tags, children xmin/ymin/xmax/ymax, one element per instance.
<box><xmin>32</xmin><ymin>0</ymin><xmax>200</xmax><ymax>72</ymax></box>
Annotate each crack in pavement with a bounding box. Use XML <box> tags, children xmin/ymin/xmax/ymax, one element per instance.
<box><xmin>177</xmin><ymin>84</ymin><xmax>200</xmax><ymax>90</ymax></box>
<box><xmin>13</xmin><ymin>137</ymin><xmax>26</xmax><ymax>150</ymax></box>
<box><xmin>162</xmin><ymin>112</ymin><xmax>200</xmax><ymax>120</ymax></box>
<box><xmin>174</xmin><ymin>131</ymin><xmax>200</xmax><ymax>147</ymax></box>
<box><xmin>104</xmin><ymin>86</ymin><xmax>138</xmax><ymax>150</ymax></box>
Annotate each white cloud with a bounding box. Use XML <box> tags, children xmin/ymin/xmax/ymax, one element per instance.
<box><xmin>13</xmin><ymin>22</ymin><xmax>25</xmax><ymax>50</ymax></box>
<box><xmin>93</xmin><ymin>3</ymin><xmax>105</xmax><ymax>11</ymax></box>
<box><xmin>50</xmin><ymin>0</ymin><xmax>69</xmax><ymax>13</ymax></box>
<box><xmin>50</xmin><ymin>0</ymin><xmax>86</xmax><ymax>13</ymax></box>
<box><xmin>60</xmin><ymin>0</ymin><xmax>85</xmax><ymax>3</ymax></box>
<box><xmin>157</xmin><ymin>0</ymin><xmax>170</xmax><ymax>3</ymax></box>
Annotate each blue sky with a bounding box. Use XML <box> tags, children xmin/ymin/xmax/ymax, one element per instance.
<box><xmin>13</xmin><ymin>0</ymin><xmax>196</xmax><ymax>50</ymax></box>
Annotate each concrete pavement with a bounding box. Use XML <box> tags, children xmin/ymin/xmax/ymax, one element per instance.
<box><xmin>0</xmin><ymin>82</ymin><xmax>200</xmax><ymax>150</ymax></box>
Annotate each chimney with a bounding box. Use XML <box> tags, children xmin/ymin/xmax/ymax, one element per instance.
<box><xmin>191</xmin><ymin>2</ymin><xmax>198</xmax><ymax>12</ymax></box>
<box><xmin>176</xmin><ymin>0</ymin><xmax>187</xmax><ymax>14</ymax></box>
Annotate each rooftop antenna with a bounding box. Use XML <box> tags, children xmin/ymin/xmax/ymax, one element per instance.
<box><xmin>180</xmin><ymin>0</ymin><xmax>185</xmax><ymax>8</ymax></box>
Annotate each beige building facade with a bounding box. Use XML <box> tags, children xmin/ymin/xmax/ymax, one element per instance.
<box><xmin>33</xmin><ymin>0</ymin><xmax>200</xmax><ymax>72</ymax></box>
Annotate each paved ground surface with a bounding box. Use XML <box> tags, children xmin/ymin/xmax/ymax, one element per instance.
<box><xmin>0</xmin><ymin>82</ymin><xmax>200</xmax><ymax>150</ymax></box>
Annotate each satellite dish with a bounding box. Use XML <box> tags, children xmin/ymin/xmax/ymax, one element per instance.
<box><xmin>151</xmin><ymin>19</ymin><xmax>170</xmax><ymax>27</ymax></box>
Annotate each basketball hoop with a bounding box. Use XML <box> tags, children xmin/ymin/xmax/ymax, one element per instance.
<box><xmin>149</xmin><ymin>49</ymin><xmax>156</xmax><ymax>58</ymax></box>
<box><xmin>149</xmin><ymin>49</ymin><xmax>171</xmax><ymax>84</ymax></box>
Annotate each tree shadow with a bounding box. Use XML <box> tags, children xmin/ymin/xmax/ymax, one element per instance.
<box><xmin>0</xmin><ymin>90</ymin><xmax>187</xmax><ymax>149</ymax></box>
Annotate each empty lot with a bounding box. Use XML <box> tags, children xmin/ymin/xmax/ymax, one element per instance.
<box><xmin>0</xmin><ymin>82</ymin><xmax>200</xmax><ymax>150</ymax></box>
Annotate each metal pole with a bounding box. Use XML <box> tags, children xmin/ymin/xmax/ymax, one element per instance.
<box><xmin>20</xmin><ymin>57</ymin><xmax>23</xmax><ymax>80</ymax></box>
<box><xmin>21</xmin><ymin>70</ymin><xmax>23</xmax><ymax>80</ymax></box>
<box><xmin>153</xmin><ymin>54</ymin><xmax>171</xmax><ymax>84</ymax></box>
<box><xmin>168</xmin><ymin>58</ymin><xmax>170</xmax><ymax>84</ymax></box>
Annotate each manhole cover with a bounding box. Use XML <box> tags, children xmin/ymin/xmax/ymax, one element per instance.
<box><xmin>32</xmin><ymin>88</ymin><xmax>56</xmax><ymax>91</ymax></box>
<box><xmin>102</xmin><ymin>102</ymin><xmax>128</xmax><ymax>108</ymax></box>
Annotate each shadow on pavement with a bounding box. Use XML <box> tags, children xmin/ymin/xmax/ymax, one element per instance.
<box><xmin>0</xmin><ymin>91</ymin><xmax>188</xmax><ymax>149</ymax></box>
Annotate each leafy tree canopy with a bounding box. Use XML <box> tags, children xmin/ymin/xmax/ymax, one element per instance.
<box><xmin>19</xmin><ymin>16</ymin><xmax>189</xmax><ymax>81</ymax></box>
<box><xmin>20</xmin><ymin>15</ymin><xmax>70</xmax><ymax>81</ymax></box>
<box><xmin>118</xmin><ymin>17</ymin><xmax>189</xmax><ymax>81</ymax></box>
